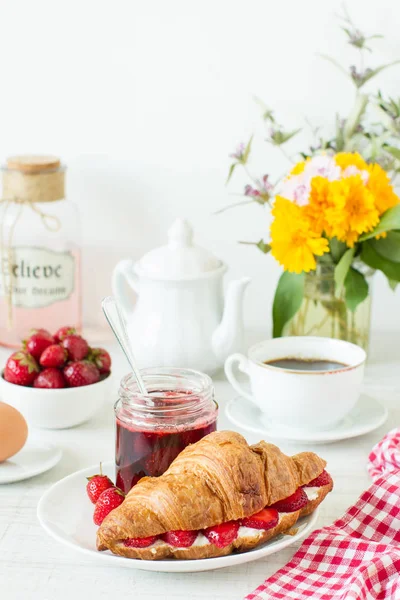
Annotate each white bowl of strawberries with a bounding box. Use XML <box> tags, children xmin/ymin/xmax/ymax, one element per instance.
<box><xmin>0</xmin><ymin>326</ymin><xmax>113</xmax><ymax>429</ymax></box>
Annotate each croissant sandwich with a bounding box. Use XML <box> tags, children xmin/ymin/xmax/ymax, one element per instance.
<box><xmin>97</xmin><ymin>431</ymin><xmax>333</xmax><ymax>560</ymax></box>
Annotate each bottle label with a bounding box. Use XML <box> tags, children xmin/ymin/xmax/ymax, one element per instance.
<box><xmin>0</xmin><ymin>246</ymin><xmax>76</xmax><ymax>308</ymax></box>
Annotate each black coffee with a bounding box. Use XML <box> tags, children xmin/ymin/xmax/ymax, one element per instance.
<box><xmin>264</xmin><ymin>358</ymin><xmax>347</xmax><ymax>372</ymax></box>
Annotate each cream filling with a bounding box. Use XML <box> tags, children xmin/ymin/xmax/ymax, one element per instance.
<box><xmin>304</xmin><ymin>486</ymin><xmax>319</xmax><ymax>502</ymax></box>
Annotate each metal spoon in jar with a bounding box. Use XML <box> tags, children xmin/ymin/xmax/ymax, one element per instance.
<box><xmin>101</xmin><ymin>295</ymin><xmax>148</xmax><ymax>395</ymax></box>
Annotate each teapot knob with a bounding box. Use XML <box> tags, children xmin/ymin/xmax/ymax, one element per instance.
<box><xmin>168</xmin><ymin>218</ymin><xmax>194</xmax><ymax>248</ymax></box>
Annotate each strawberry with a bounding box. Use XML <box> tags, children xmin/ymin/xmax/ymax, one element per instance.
<box><xmin>29</xmin><ymin>328</ymin><xmax>53</xmax><ymax>340</ymax></box>
<box><xmin>64</xmin><ymin>360</ymin><xmax>100</xmax><ymax>387</ymax></box>
<box><xmin>123</xmin><ymin>536</ymin><xmax>158</xmax><ymax>548</ymax></box>
<box><xmin>25</xmin><ymin>332</ymin><xmax>54</xmax><ymax>359</ymax></box>
<box><xmin>162</xmin><ymin>530</ymin><xmax>198</xmax><ymax>548</ymax></box>
<box><xmin>4</xmin><ymin>351</ymin><xmax>39</xmax><ymax>386</ymax></box>
<box><xmin>33</xmin><ymin>368</ymin><xmax>66</xmax><ymax>389</ymax></box>
<box><xmin>203</xmin><ymin>521</ymin><xmax>239</xmax><ymax>548</ymax></box>
<box><xmin>270</xmin><ymin>488</ymin><xmax>309</xmax><ymax>513</ymax></box>
<box><xmin>40</xmin><ymin>344</ymin><xmax>68</xmax><ymax>368</ymax></box>
<box><xmin>54</xmin><ymin>326</ymin><xmax>77</xmax><ymax>342</ymax></box>
<box><xmin>86</xmin><ymin>465</ymin><xmax>114</xmax><ymax>504</ymax></box>
<box><xmin>62</xmin><ymin>335</ymin><xmax>89</xmax><ymax>361</ymax></box>
<box><xmin>88</xmin><ymin>348</ymin><xmax>112</xmax><ymax>374</ymax></box>
<box><xmin>241</xmin><ymin>507</ymin><xmax>279</xmax><ymax>531</ymax></box>
<box><xmin>304</xmin><ymin>470</ymin><xmax>332</xmax><ymax>488</ymax></box>
<box><xmin>93</xmin><ymin>487</ymin><xmax>125</xmax><ymax>525</ymax></box>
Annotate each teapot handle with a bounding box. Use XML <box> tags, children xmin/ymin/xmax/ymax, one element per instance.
<box><xmin>112</xmin><ymin>259</ymin><xmax>139</xmax><ymax>319</ymax></box>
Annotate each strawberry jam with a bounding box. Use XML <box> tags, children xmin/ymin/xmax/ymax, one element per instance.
<box><xmin>115</xmin><ymin>369</ymin><xmax>218</xmax><ymax>494</ymax></box>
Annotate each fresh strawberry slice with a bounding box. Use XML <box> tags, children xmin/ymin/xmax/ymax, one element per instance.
<box><xmin>203</xmin><ymin>521</ymin><xmax>239</xmax><ymax>548</ymax></box>
<box><xmin>304</xmin><ymin>470</ymin><xmax>332</xmax><ymax>488</ymax></box>
<box><xmin>162</xmin><ymin>530</ymin><xmax>198</xmax><ymax>547</ymax></box>
<box><xmin>241</xmin><ymin>507</ymin><xmax>279</xmax><ymax>530</ymax></box>
<box><xmin>270</xmin><ymin>488</ymin><xmax>308</xmax><ymax>513</ymax></box>
<box><xmin>123</xmin><ymin>536</ymin><xmax>158</xmax><ymax>548</ymax></box>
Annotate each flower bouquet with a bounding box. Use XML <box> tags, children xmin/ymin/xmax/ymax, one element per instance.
<box><xmin>225</xmin><ymin>11</ymin><xmax>400</xmax><ymax>350</ymax></box>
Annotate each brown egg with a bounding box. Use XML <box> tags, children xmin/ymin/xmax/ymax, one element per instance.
<box><xmin>0</xmin><ymin>401</ymin><xmax>28</xmax><ymax>462</ymax></box>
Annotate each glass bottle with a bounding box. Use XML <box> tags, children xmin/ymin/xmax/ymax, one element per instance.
<box><xmin>115</xmin><ymin>367</ymin><xmax>218</xmax><ymax>493</ymax></box>
<box><xmin>0</xmin><ymin>155</ymin><xmax>81</xmax><ymax>347</ymax></box>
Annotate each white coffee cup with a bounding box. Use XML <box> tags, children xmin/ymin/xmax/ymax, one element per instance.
<box><xmin>224</xmin><ymin>336</ymin><xmax>366</xmax><ymax>432</ymax></box>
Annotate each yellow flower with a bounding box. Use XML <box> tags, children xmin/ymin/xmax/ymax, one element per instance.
<box><xmin>290</xmin><ymin>159</ymin><xmax>308</xmax><ymax>175</ymax></box>
<box><xmin>270</xmin><ymin>196</ymin><xmax>329</xmax><ymax>273</ymax></box>
<box><xmin>366</xmin><ymin>163</ymin><xmax>400</xmax><ymax>215</ymax></box>
<box><xmin>327</xmin><ymin>175</ymin><xmax>379</xmax><ymax>247</ymax></box>
<box><xmin>335</xmin><ymin>152</ymin><xmax>368</xmax><ymax>171</ymax></box>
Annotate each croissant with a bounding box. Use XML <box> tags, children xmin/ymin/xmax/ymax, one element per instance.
<box><xmin>97</xmin><ymin>431</ymin><xmax>333</xmax><ymax>560</ymax></box>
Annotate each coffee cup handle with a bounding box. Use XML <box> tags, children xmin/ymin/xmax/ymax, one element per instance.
<box><xmin>224</xmin><ymin>353</ymin><xmax>256</xmax><ymax>404</ymax></box>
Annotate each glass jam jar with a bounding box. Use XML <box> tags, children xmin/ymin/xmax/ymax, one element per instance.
<box><xmin>115</xmin><ymin>367</ymin><xmax>218</xmax><ymax>494</ymax></box>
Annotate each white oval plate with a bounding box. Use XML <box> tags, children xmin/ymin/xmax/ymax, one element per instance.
<box><xmin>0</xmin><ymin>440</ymin><xmax>62</xmax><ymax>484</ymax></box>
<box><xmin>226</xmin><ymin>393</ymin><xmax>388</xmax><ymax>444</ymax></box>
<box><xmin>38</xmin><ymin>461</ymin><xmax>319</xmax><ymax>572</ymax></box>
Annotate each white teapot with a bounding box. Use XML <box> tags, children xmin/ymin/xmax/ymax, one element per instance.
<box><xmin>112</xmin><ymin>218</ymin><xmax>250</xmax><ymax>374</ymax></box>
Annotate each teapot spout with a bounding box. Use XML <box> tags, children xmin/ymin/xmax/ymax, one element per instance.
<box><xmin>212</xmin><ymin>277</ymin><xmax>251</xmax><ymax>362</ymax></box>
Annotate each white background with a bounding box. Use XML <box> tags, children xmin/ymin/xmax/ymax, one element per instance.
<box><xmin>0</xmin><ymin>0</ymin><xmax>399</xmax><ymax>334</ymax></box>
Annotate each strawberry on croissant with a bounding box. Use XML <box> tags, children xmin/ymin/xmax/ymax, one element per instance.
<box><xmin>97</xmin><ymin>431</ymin><xmax>333</xmax><ymax>560</ymax></box>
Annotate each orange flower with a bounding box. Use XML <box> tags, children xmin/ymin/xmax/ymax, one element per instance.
<box><xmin>366</xmin><ymin>163</ymin><xmax>400</xmax><ymax>215</ymax></box>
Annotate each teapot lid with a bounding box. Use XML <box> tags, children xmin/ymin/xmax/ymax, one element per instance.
<box><xmin>134</xmin><ymin>218</ymin><xmax>222</xmax><ymax>280</ymax></box>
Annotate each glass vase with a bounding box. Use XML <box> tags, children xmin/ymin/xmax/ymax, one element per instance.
<box><xmin>284</xmin><ymin>263</ymin><xmax>372</xmax><ymax>351</ymax></box>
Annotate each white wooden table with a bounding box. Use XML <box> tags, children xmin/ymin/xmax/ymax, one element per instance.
<box><xmin>1</xmin><ymin>332</ymin><xmax>399</xmax><ymax>600</ymax></box>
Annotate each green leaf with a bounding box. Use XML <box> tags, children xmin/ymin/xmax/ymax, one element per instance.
<box><xmin>388</xmin><ymin>278</ymin><xmax>398</xmax><ymax>291</ymax></box>
<box><xmin>270</xmin><ymin>129</ymin><xmax>301</xmax><ymax>146</ymax></box>
<box><xmin>343</xmin><ymin>94</ymin><xmax>368</xmax><ymax>141</ymax></box>
<box><xmin>334</xmin><ymin>248</ymin><xmax>355</xmax><ymax>291</ymax></box>
<box><xmin>369</xmin><ymin>231</ymin><xmax>400</xmax><ymax>262</ymax></box>
<box><xmin>361</xmin><ymin>240</ymin><xmax>400</xmax><ymax>281</ymax></box>
<box><xmin>317</xmin><ymin>54</ymin><xmax>349</xmax><ymax>77</ymax></box>
<box><xmin>242</xmin><ymin>135</ymin><xmax>253</xmax><ymax>164</ymax></box>
<box><xmin>272</xmin><ymin>272</ymin><xmax>305</xmax><ymax>337</ymax></box>
<box><xmin>226</xmin><ymin>163</ymin><xmax>237</xmax><ymax>184</ymax></box>
<box><xmin>359</xmin><ymin>205</ymin><xmax>400</xmax><ymax>241</ymax></box>
<box><xmin>330</xmin><ymin>238</ymin><xmax>348</xmax><ymax>263</ymax></box>
<box><xmin>256</xmin><ymin>239</ymin><xmax>271</xmax><ymax>254</ymax></box>
<box><xmin>344</xmin><ymin>268</ymin><xmax>369</xmax><ymax>312</ymax></box>
<box><xmin>358</xmin><ymin>61</ymin><xmax>400</xmax><ymax>88</ymax></box>
<box><xmin>385</xmin><ymin>146</ymin><xmax>400</xmax><ymax>161</ymax></box>
<box><xmin>335</xmin><ymin>113</ymin><xmax>345</xmax><ymax>151</ymax></box>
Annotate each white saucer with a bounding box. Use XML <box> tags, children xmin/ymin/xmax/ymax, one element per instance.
<box><xmin>0</xmin><ymin>440</ymin><xmax>62</xmax><ymax>484</ymax></box>
<box><xmin>226</xmin><ymin>394</ymin><xmax>388</xmax><ymax>444</ymax></box>
<box><xmin>37</xmin><ymin>461</ymin><xmax>319</xmax><ymax>573</ymax></box>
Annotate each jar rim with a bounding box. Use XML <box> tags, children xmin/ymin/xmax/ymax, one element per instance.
<box><xmin>116</xmin><ymin>367</ymin><xmax>217</xmax><ymax>430</ymax></box>
<box><xmin>119</xmin><ymin>367</ymin><xmax>213</xmax><ymax>401</ymax></box>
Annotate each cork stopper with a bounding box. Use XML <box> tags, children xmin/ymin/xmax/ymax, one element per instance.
<box><xmin>2</xmin><ymin>155</ymin><xmax>65</xmax><ymax>202</ymax></box>
<box><xmin>6</xmin><ymin>155</ymin><xmax>61</xmax><ymax>173</ymax></box>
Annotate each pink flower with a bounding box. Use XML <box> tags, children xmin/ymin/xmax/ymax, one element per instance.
<box><xmin>230</xmin><ymin>143</ymin><xmax>246</xmax><ymax>160</ymax></box>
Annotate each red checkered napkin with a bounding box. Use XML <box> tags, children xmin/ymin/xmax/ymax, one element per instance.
<box><xmin>245</xmin><ymin>429</ymin><xmax>400</xmax><ymax>600</ymax></box>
